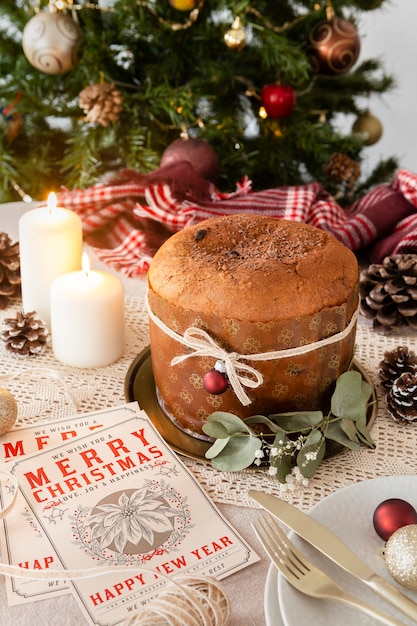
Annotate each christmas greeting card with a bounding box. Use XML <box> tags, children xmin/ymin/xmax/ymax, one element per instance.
<box><xmin>0</xmin><ymin>404</ymin><xmax>136</xmax><ymax>606</ymax></box>
<box><xmin>1</xmin><ymin>403</ymin><xmax>258</xmax><ymax>625</ymax></box>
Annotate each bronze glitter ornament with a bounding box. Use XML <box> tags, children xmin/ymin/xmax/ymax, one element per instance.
<box><xmin>0</xmin><ymin>387</ymin><xmax>18</xmax><ymax>435</ymax></box>
<box><xmin>306</xmin><ymin>7</ymin><xmax>360</xmax><ymax>76</ymax></box>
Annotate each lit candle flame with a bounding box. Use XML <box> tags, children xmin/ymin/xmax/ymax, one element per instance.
<box><xmin>82</xmin><ymin>252</ymin><xmax>91</xmax><ymax>278</ymax></box>
<box><xmin>47</xmin><ymin>192</ymin><xmax>57</xmax><ymax>214</ymax></box>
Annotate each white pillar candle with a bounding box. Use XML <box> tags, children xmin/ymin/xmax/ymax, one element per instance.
<box><xmin>19</xmin><ymin>192</ymin><xmax>83</xmax><ymax>328</ymax></box>
<box><xmin>50</xmin><ymin>254</ymin><xmax>125</xmax><ymax>368</ymax></box>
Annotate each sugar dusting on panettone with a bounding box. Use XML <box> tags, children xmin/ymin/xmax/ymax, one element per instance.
<box><xmin>192</xmin><ymin>217</ymin><xmax>325</xmax><ymax>272</ymax></box>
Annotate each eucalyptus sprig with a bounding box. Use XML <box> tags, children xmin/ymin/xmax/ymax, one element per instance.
<box><xmin>202</xmin><ymin>370</ymin><xmax>375</xmax><ymax>485</ymax></box>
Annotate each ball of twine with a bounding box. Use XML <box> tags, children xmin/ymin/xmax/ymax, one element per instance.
<box><xmin>123</xmin><ymin>574</ymin><xmax>230</xmax><ymax>626</ymax></box>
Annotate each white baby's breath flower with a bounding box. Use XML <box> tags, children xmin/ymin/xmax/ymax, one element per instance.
<box><xmin>280</xmin><ymin>466</ymin><xmax>310</xmax><ymax>491</ymax></box>
<box><xmin>268</xmin><ymin>466</ymin><xmax>278</xmax><ymax>476</ymax></box>
<box><xmin>295</xmin><ymin>435</ymin><xmax>304</xmax><ymax>450</ymax></box>
<box><xmin>269</xmin><ymin>447</ymin><xmax>279</xmax><ymax>457</ymax></box>
<box><xmin>253</xmin><ymin>449</ymin><xmax>264</xmax><ymax>467</ymax></box>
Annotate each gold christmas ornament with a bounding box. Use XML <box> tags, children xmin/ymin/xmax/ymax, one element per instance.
<box><xmin>352</xmin><ymin>110</ymin><xmax>383</xmax><ymax>146</ymax></box>
<box><xmin>0</xmin><ymin>388</ymin><xmax>18</xmax><ymax>436</ymax></box>
<box><xmin>79</xmin><ymin>82</ymin><xmax>123</xmax><ymax>127</ymax></box>
<box><xmin>385</xmin><ymin>525</ymin><xmax>417</xmax><ymax>590</ymax></box>
<box><xmin>224</xmin><ymin>17</ymin><xmax>247</xmax><ymax>51</ymax></box>
<box><xmin>169</xmin><ymin>0</ymin><xmax>196</xmax><ymax>10</ymax></box>
<box><xmin>22</xmin><ymin>11</ymin><xmax>83</xmax><ymax>75</ymax></box>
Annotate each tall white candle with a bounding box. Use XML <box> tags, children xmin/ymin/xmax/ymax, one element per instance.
<box><xmin>19</xmin><ymin>192</ymin><xmax>83</xmax><ymax>328</ymax></box>
<box><xmin>50</xmin><ymin>253</ymin><xmax>125</xmax><ymax>368</ymax></box>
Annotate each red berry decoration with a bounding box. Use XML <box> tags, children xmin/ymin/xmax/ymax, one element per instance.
<box><xmin>261</xmin><ymin>84</ymin><xmax>296</xmax><ymax>119</ymax></box>
<box><xmin>373</xmin><ymin>499</ymin><xmax>417</xmax><ymax>541</ymax></box>
<box><xmin>203</xmin><ymin>366</ymin><xmax>229</xmax><ymax>395</ymax></box>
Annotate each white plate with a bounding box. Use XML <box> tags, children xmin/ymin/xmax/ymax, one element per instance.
<box><xmin>271</xmin><ymin>476</ymin><xmax>417</xmax><ymax>626</ymax></box>
<box><xmin>265</xmin><ymin>565</ymin><xmax>283</xmax><ymax>626</ymax></box>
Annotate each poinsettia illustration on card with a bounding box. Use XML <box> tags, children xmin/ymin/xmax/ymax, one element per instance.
<box><xmin>1</xmin><ymin>403</ymin><xmax>258</xmax><ymax>626</ymax></box>
<box><xmin>0</xmin><ymin>404</ymin><xmax>140</xmax><ymax>606</ymax></box>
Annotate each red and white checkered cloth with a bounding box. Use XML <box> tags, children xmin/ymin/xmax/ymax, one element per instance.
<box><xmin>57</xmin><ymin>162</ymin><xmax>417</xmax><ymax>277</ymax></box>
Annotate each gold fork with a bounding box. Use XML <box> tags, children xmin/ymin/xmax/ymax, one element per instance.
<box><xmin>252</xmin><ymin>515</ymin><xmax>408</xmax><ymax>626</ymax></box>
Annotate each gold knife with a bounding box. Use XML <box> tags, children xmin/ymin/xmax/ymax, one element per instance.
<box><xmin>249</xmin><ymin>489</ymin><xmax>417</xmax><ymax>623</ymax></box>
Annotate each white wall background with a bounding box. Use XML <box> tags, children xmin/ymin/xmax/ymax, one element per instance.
<box><xmin>345</xmin><ymin>0</ymin><xmax>417</xmax><ymax>177</ymax></box>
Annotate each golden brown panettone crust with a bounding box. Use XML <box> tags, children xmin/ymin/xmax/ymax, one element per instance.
<box><xmin>148</xmin><ymin>215</ymin><xmax>359</xmax><ymax>322</ymax></box>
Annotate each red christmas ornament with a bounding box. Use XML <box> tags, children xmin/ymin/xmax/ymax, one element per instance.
<box><xmin>261</xmin><ymin>84</ymin><xmax>296</xmax><ymax>119</ymax></box>
<box><xmin>373</xmin><ymin>498</ymin><xmax>417</xmax><ymax>541</ymax></box>
<box><xmin>203</xmin><ymin>365</ymin><xmax>229</xmax><ymax>395</ymax></box>
<box><xmin>160</xmin><ymin>137</ymin><xmax>220</xmax><ymax>183</ymax></box>
<box><xmin>306</xmin><ymin>8</ymin><xmax>360</xmax><ymax>76</ymax></box>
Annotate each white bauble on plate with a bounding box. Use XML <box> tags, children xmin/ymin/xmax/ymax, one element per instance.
<box><xmin>22</xmin><ymin>11</ymin><xmax>83</xmax><ymax>75</ymax></box>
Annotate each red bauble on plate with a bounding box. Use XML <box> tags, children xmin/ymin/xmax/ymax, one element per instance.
<box><xmin>261</xmin><ymin>84</ymin><xmax>296</xmax><ymax>119</ymax></box>
<box><xmin>373</xmin><ymin>498</ymin><xmax>417</xmax><ymax>541</ymax></box>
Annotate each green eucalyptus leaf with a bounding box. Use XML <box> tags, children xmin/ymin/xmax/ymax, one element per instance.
<box><xmin>207</xmin><ymin>433</ymin><xmax>262</xmax><ymax>472</ymax></box>
<box><xmin>268</xmin><ymin>411</ymin><xmax>324</xmax><ymax>432</ymax></box>
<box><xmin>269</xmin><ymin>433</ymin><xmax>293</xmax><ymax>483</ymax></box>
<box><xmin>202</xmin><ymin>411</ymin><xmax>253</xmax><ymax>439</ymax></box>
<box><xmin>331</xmin><ymin>371</ymin><xmax>373</xmax><ymax>420</ymax></box>
<box><xmin>355</xmin><ymin>420</ymin><xmax>376</xmax><ymax>448</ymax></box>
<box><xmin>244</xmin><ymin>415</ymin><xmax>284</xmax><ymax>433</ymax></box>
<box><xmin>297</xmin><ymin>433</ymin><xmax>326</xmax><ymax>478</ymax></box>
<box><xmin>340</xmin><ymin>417</ymin><xmax>360</xmax><ymax>443</ymax></box>
<box><xmin>325</xmin><ymin>420</ymin><xmax>360</xmax><ymax>451</ymax></box>
<box><xmin>304</xmin><ymin>429</ymin><xmax>322</xmax><ymax>446</ymax></box>
<box><xmin>204</xmin><ymin>436</ymin><xmax>231</xmax><ymax>459</ymax></box>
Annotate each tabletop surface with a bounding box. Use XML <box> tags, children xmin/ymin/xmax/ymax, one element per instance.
<box><xmin>1</xmin><ymin>201</ymin><xmax>417</xmax><ymax>626</ymax></box>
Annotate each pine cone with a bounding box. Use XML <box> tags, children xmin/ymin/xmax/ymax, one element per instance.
<box><xmin>0</xmin><ymin>232</ymin><xmax>20</xmax><ymax>309</ymax></box>
<box><xmin>386</xmin><ymin>371</ymin><xmax>417</xmax><ymax>424</ymax></box>
<box><xmin>360</xmin><ymin>254</ymin><xmax>417</xmax><ymax>333</ymax></box>
<box><xmin>79</xmin><ymin>82</ymin><xmax>123</xmax><ymax>127</ymax></box>
<box><xmin>1</xmin><ymin>311</ymin><xmax>48</xmax><ymax>356</ymax></box>
<box><xmin>379</xmin><ymin>346</ymin><xmax>417</xmax><ymax>390</ymax></box>
<box><xmin>323</xmin><ymin>153</ymin><xmax>361</xmax><ymax>189</ymax></box>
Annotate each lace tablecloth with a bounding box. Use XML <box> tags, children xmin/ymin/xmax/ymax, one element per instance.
<box><xmin>1</xmin><ymin>296</ymin><xmax>416</xmax><ymax>513</ymax></box>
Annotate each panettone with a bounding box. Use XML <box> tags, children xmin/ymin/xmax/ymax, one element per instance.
<box><xmin>147</xmin><ymin>214</ymin><xmax>359</xmax><ymax>438</ymax></box>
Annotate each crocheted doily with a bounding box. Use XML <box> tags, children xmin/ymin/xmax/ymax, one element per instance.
<box><xmin>1</xmin><ymin>296</ymin><xmax>416</xmax><ymax>513</ymax></box>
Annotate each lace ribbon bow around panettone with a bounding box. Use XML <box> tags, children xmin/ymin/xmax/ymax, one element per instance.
<box><xmin>147</xmin><ymin>298</ymin><xmax>360</xmax><ymax>406</ymax></box>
